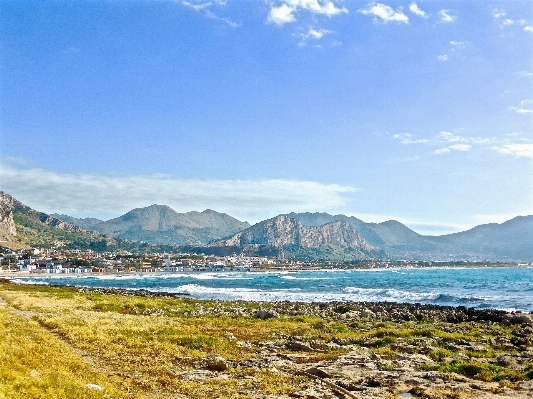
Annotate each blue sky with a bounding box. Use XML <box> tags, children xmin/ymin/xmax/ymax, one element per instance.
<box><xmin>1</xmin><ymin>0</ymin><xmax>532</xmax><ymax>235</ymax></box>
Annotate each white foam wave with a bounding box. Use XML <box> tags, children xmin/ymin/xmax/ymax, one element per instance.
<box><xmin>9</xmin><ymin>278</ymin><xmax>50</xmax><ymax>285</ymax></box>
<box><xmin>280</xmin><ymin>275</ymin><xmax>330</xmax><ymax>280</ymax></box>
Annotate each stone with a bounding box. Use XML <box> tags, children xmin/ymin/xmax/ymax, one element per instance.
<box><xmin>206</xmin><ymin>356</ymin><xmax>228</xmax><ymax>371</ymax></box>
<box><xmin>256</xmin><ymin>309</ymin><xmax>279</xmax><ymax>320</ymax></box>
<box><xmin>85</xmin><ymin>384</ymin><xmax>103</xmax><ymax>391</ymax></box>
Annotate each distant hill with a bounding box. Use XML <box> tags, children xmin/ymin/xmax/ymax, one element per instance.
<box><xmin>0</xmin><ymin>192</ymin><xmax>142</xmax><ymax>251</ymax></box>
<box><xmin>200</xmin><ymin>215</ymin><xmax>382</xmax><ymax>260</ymax></box>
<box><xmin>286</xmin><ymin>212</ymin><xmax>533</xmax><ymax>261</ymax></box>
<box><xmin>426</xmin><ymin>216</ymin><xmax>533</xmax><ymax>261</ymax></box>
<box><xmin>54</xmin><ymin>205</ymin><xmax>250</xmax><ymax>246</ymax></box>
<box><xmin>50</xmin><ymin>214</ymin><xmax>104</xmax><ymax>231</ymax></box>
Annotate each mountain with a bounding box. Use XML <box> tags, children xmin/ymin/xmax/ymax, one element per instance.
<box><xmin>286</xmin><ymin>212</ymin><xmax>533</xmax><ymax>261</ymax></box>
<box><xmin>0</xmin><ymin>192</ymin><xmax>139</xmax><ymax>251</ymax></box>
<box><xmin>427</xmin><ymin>216</ymin><xmax>533</xmax><ymax>261</ymax></box>
<box><xmin>200</xmin><ymin>215</ymin><xmax>381</xmax><ymax>260</ymax></box>
<box><xmin>54</xmin><ymin>205</ymin><xmax>250</xmax><ymax>246</ymax></box>
<box><xmin>50</xmin><ymin>214</ymin><xmax>104</xmax><ymax>231</ymax></box>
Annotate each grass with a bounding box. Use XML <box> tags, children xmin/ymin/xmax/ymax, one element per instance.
<box><xmin>0</xmin><ymin>281</ymin><xmax>531</xmax><ymax>399</ymax></box>
<box><xmin>0</xmin><ymin>302</ymin><xmax>128</xmax><ymax>399</ymax></box>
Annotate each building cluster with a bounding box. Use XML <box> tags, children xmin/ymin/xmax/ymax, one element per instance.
<box><xmin>0</xmin><ymin>247</ymin><xmax>526</xmax><ymax>274</ymax></box>
<box><xmin>0</xmin><ymin>247</ymin><xmax>283</xmax><ymax>274</ymax></box>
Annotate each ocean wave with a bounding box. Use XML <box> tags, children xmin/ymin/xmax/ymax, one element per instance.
<box><xmin>8</xmin><ymin>278</ymin><xmax>50</xmax><ymax>285</ymax></box>
<box><xmin>280</xmin><ymin>275</ymin><xmax>330</xmax><ymax>280</ymax></box>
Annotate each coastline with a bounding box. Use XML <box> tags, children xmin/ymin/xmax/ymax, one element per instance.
<box><xmin>1</xmin><ymin>280</ymin><xmax>532</xmax><ymax>399</ymax></box>
<box><xmin>3</xmin><ymin>267</ymin><xmax>533</xmax><ymax>313</ymax></box>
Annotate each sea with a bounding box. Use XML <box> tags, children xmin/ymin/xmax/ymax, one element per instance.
<box><xmin>9</xmin><ymin>267</ymin><xmax>533</xmax><ymax>312</ymax></box>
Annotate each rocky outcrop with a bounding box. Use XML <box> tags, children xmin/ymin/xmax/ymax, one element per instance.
<box><xmin>0</xmin><ymin>192</ymin><xmax>17</xmax><ymax>236</ymax></box>
<box><xmin>210</xmin><ymin>216</ymin><xmax>373</xmax><ymax>251</ymax></box>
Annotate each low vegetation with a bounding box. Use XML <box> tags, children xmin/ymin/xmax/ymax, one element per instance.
<box><xmin>0</xmin><ymin>281</ymin><xmax>531</xmax><ymax>399</ymax></box>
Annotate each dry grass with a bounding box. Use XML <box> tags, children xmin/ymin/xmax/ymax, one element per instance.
<box><xmin>0</xmin><ymin>281</ymin><xmax>530</xmax><ymax>399</ymax></box>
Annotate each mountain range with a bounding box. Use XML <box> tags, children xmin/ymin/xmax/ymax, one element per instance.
<box><xmin>283</xmin><ymin>212</ymin><xmax>533</xmax><ymax>261</ymax></box>
<box><xmin>53</xmin><ymin>205</ymin><xmax>249</xmax><ymax>246</ymax></box>
<box><xmin>1</xmin><ymin>191</ymin><xmax>531</xmax><ymax>261</ymax></box>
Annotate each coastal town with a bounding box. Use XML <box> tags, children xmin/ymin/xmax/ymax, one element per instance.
<box><xmin>0</xmin><ymin>246</ymin><xmax>528</xmax><ymax>274</ymax></box>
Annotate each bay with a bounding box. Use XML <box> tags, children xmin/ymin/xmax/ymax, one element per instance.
<box><xmin>10</xmin><ymin>267</ymin><xmax>533</xmax><ymax>312</ymax></box>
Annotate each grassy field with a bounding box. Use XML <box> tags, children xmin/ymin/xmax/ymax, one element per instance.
<box><xmin>0</xmin><ymin>280</ymin><xmax>531</xmax><ymax>399</ymax></box>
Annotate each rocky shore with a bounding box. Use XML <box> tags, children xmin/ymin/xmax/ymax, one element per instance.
<box><xmin>71</xmin><ymin>286</ymin><xmax>533</xmax><ymax>399</ymax></box>
<box><xmin>2</xmin><ymin>281</ymin><xmax>532</xmax><ymax>399</ymax></box>
<box><xmin>78</xmin><ymin>286</ymin><xmax>532</xmax><ymax>325</ymax></box>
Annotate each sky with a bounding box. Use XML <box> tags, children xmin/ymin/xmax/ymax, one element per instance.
<box><xmin>1</xmin><ymin>0</ymin><xmax>532</xmax><ymax>235</ymax></box>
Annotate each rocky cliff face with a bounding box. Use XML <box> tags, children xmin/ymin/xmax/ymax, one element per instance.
<box><xmin>0</xmin><ymin>192</ymin><xmax>17</xmax><ymax>236</ymax></box>
<box><xmin>211</xmin><ymin>215</ymin><xmax>373</xmax><ymax>250</ymax></box>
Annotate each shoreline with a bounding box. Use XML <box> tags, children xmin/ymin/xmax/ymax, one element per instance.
<box><xmin>1</xmin><ymin>280</ymin><xmax>533</xmax><ymax>398</ymax></box>
<box><xmin>2</xmin><ymin>266</ymin><xmax>533</xmax><ymax>314</ymax></box>
<box><xmin>0</xmin><ymin>263</ymin><xmax>531</xmax><ymax>278</ymax></box>
<box><xmin>3</xmin><ymin>279</ymin><xmax>532</xmax><ymax>320</ymax></box>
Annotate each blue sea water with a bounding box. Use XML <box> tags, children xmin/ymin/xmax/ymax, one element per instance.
<box><xmin>10</xmin><ymin>267</ymin><xmax>533</xmax><ymax>312</ymax></box>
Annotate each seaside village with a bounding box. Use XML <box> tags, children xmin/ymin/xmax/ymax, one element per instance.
<box><xmin>0</xmin><ymin>247</ymin><xmax>277</xmax><ymax>274</ymax></box>
<box><xmin>0</xmin><ymin>247</ymin><xmax>528</xmax><ymax>274</ymax></box>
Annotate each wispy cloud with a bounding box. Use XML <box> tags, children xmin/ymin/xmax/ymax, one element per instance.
<box><xmin>0</xmin><ymin>164</ymin><xmax>356</xmax><ymax>222</ymax></box>
<box><xmin>449</xmin><ymin>40</ymin><xmax>466</xmax><ymax>47</ymax></box>
<box><xmin>295</xmin><ymin>27</ymin><xmax>333</xmax><ymax>45</ymax></box>
<box><xmin>392</xmin><ymin>133</ymin><xmax>429</xmax><ymax>144</ymax></box>
<box><xmin>437</xmin><ymin>54</ymin><xmax>448</xmax><ymax>61</ymax></box>
<box><xmin>393</xmin><ymin>131</ymin><xmax>532</xmax><ymax>158</ymax></box>
<box><xmin>434</xmin><ymin>144</ymin><xmax>471</xmax><ymax>154</ymax></box>
<box><xmin>491</xmin><ymin>144</ymin><xmax>533</xmax><ymax>158</ymax></box>
<box><xmin>409</xmin><ymin>2</ymin><xmax>428</xmax><ymax>18</ymax></box>
<box><xmin>509</xmin><ymin>100</ymin><xmax>533</xmax><ymax>114</ymax></box>
<box><xmin>267</xmin><ymin>0</ymin><xmax>348</xmax><ymax>26</ymax></box>
<box><xmin>181</xmin><ymin>0</ymin><xmax>240</xmax><ymax>27</ymax></box>
<box><xmin>525</xmin><ymin>26</ymin><xmax>533</xmax><ymax>32</ymax></box>
<box><xmin>359</xmin><ymin>2</ymin><xmax>408</xmax><ymax>24</ymax></box>
<box><xmin>438</xmin><ymin>9</ymin><xmax>456</xmax><ymax>23</ymax></box>
<box><xmin>355</xmin><ymin>213</ymin><xmax>470</xmax><ymax>235</ymax></box>
<box><xmin>492</xmin><ymin>7</ymin><xmax>529</xmax><ymax>29</ymax></box>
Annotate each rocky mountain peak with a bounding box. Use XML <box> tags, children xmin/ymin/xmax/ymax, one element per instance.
<box><xmin>211</xmin><ymin>215</ymin><xmax>373</xmax><ymax>250</ymax></box>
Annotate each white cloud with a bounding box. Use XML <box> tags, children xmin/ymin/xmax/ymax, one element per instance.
<box><xmin>393</xmin><ymin>130</ymin><xmax>531</xmax><ymax>159</ymax></box>
<box><xmin>435</xmin><ymin>144</ymin><xmax>472</xmax><ymax>154</ymax></box>
<box><xmin>438</xmin><ymin>9</ymin><xmax>456</xmax><ymax>23</ymax></box>
<box><xmin>0</xmin><ymin>164</ymin><xmax>356</xmax><ymax>223</ymax></box>
<box><xmin>392</xmin><ymin>133</ymin><xmax>429</xmax><ymax>144</ymax></box>
<box><xmin>409</xmin><ymin>2</ymin><xmax>427</xmax><ymax>18</ymax></box>
<box><xmin>509</xmin><ymin>100</ymin><xmax>533</xmax><ymax>114</ymax></box>
<box><xmin>437</xmin><ymin>54</ymin><xmax>448</xmax><ymax>61</ymax></box>
<box><xmin>449</xmin><ymin>41</ymin><xmax>465</xmax><ymax>46</ymax></box>
<box><xmin>359</xmin><ymin>2</ymin><xmax>409</xmax><ymax>24</ymax></box>
<box><xmin>181</xmin><ymin>0</ymin><xmax>240</xmax><ymax>27</ymax></box>
<box><xmin>268</xmin><ymin>3</ymin><xmax>296</xmax><ymax>25</ymax></box>
<box><xmin>355</xmin><ymin>213</ymin><xmax>470</xmax><ymax>235</ymax></box>
<box><xmin>492</xmin><ymin>7</ymin><xmax>530</xmax><ymax>29</ymax></box>
<box><xmin>492</xmin><ymin>8</ymin><xmax>506</xmax><ymax>19</ymax></box>
<box><xmin>449</xmin><ymin>144</ymin><xmax>472</xmax><ymax>151</ymax></box>
<box><xmin>439</xmin><ymin>131</ymin><xmax>468</xmax><ymax>143</ymax></box>
<box><xmin>297</xmin><ymin>27</ymin><xmax>332</xmax><ymax>41</ymax></box>
<box><xmin>491</xmin><ymin>144</ymin><xmax>533</xmax><ymax>158</ymax></box>
<box><xmin>267</xmin><ymin>0</ymin><xmax>348</xmax><ymax>26</ymax></box>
